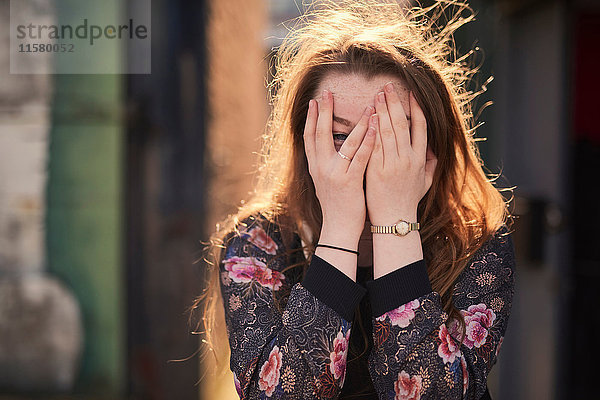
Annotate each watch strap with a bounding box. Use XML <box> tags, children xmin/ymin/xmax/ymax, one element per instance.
<box><xmin>370</xmin><ymin>220</ymin><xmax>420</xmax><ymax>235</ymax></box>
<box><xmin>370</xmin><ymin>225</ymin><xmax>396</xmax><ymax>234</ymax></box>
<box><xmin>406</xmin><ymin>222</ymin><xmax>420</xmax><ymax>231</ymax></box>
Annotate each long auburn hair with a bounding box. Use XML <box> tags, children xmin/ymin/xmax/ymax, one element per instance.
<box><xmin>191</xmin><ymin>0</ymin><xmax>514</xmax><ymax>377</ymax></box>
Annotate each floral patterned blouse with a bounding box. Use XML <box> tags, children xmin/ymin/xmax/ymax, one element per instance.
<box><xmin>218</xmin><ymin>213</ymin><xmax>515</xmax><ymax>399</ymax></box>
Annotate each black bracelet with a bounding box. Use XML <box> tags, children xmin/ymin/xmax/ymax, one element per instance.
<box><xmin>315</xmin><ymin>243</ymin><xmax>359</xmax><ymax>256</ymax></box>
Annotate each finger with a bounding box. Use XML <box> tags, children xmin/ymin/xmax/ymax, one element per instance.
<box><xmin>384</xmin><ymin>82</ymin><xmax>411</xmax><ymax>153</ymax></box>
<box><xmin>426</xmin><ymin>144</ymin><xmax>436</xmax><ymax>161</ymax></box>
<box><xmin>303</xmin><ymin>99</ymin><xmax>317</xmax><ymax>169</ymax></box>
<box><xmin>375</xmin><ymin>91</ymin><xmax>399</xmax><ymax>160</ymax></box>
<box><xmin>368</xmin><ymin>114</ymin><xmax>383</xmax><ymax>166</ymax></box>
<box><xmin>410</xmin><ymin>91</ymin><xmax>428</xmax><ymax>161</ymax></box>
<box><xmin>348</xmin><ymin>124</ymin><xmax>376</xmax><ymax>175</ymax></box>
<box><xmin>315</xmin><ymin>89</ymin><xmax>335</xmax><ymax>160</ymax></box>
<box><xmin>424</xmin><ymin>146</ymin><xmax>438</xmax><ymax>191</ymax></box>
<box><xmin>338</xmin><ymin>106</ymin><xmax>374</xmax><ymax>163</ymax></box>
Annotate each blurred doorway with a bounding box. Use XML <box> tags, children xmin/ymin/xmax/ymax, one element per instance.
<box><xmin>569</xmin><ymin>8</ymin><xmax>600</xmax><ymax>399</ymax></box>
<box><xmin>125</xmin><ymin>0</ymin><xmax>208</xmax><ymax>398</ymax></box>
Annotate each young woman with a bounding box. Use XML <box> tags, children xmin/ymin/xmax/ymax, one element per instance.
<box><xmin>194</xmin><ymin>1</ymin><xmax>515</xmax><ymax>398</ymax></box>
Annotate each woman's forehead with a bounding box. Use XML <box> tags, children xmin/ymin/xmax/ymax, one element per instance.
<box><xmin>318</xmin><ymin>72</ymin><xmax>406</xmax><ymax>92</ymax></box>
<box><xmin>316</xmin><ymin>72</ymin><xmax>410</xmax><ymax>120</ymax></box>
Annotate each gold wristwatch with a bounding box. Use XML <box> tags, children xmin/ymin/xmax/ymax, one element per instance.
<box><xmin>371</xmin><ymin>219</ymin><xmax>420</xmax><ymax>236</ymax></box>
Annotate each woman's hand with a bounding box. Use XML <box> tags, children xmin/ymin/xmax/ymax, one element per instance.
<box><xmin>304</xmin><ymin>89</ymin><xmax>376</xmax><ymax>250</ymax></box>
<box><xmin>365</xmin><ymin>82</ymin><xmax>437</xmax><ymax>225</ymax></box>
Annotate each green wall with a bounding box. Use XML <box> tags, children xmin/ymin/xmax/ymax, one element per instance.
<box><xmin>46</xmin><ymin>0</ymin><xmax>124</xmax><ymax>395</ymax></box>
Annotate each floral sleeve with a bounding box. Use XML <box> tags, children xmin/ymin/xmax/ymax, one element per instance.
<box><xmin>219</xmin><ymin>214</ymin><xmax>366</xmax><ymax>399</ymax></box>
<box><xmin>367</xmin><ymin>227</ymin><xmax>515</xmax><ymax>399</ymax></box>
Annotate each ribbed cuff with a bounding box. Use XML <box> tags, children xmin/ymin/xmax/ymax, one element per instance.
<box><xmin>302</xmin><ymin>255</ymin><xmax>367</xmax><ymax>321</ymax></box>
<box><xmin>366</xmin><ymin>259</ymin><xmax>432</xmax><ymax>317</ymax></box>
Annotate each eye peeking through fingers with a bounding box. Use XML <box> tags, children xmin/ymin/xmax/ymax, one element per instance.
<box><xmin>333</xmin><ymin>132</ymin><xmax>349</xmax><ymax>143</ymax></box>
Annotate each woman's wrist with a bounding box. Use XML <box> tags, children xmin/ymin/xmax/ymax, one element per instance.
<box><xmin>314</xmin><ymin>247</ymin><xmax>357</xmax><ymax>281</ymax></box>
<box><xmin>319</xmin><ymin>221</ymin><xmax>362</xmax><ymax>250</ymax></box>
<box><xmin>368</xmin><ymin>208</ymin><xmax>418</xmax><ymax>226</ymax></box>
<box><xmin>372</xmin><ymin>231</ymin><xmax>423</xmax><ymax>279</ymax></box>
<box><xmin>316</xmin><ymin>222</ymin><xmax>361</xmax><ymax>282</ymax></box>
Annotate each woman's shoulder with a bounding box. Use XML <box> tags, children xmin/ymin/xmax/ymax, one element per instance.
<box><xmin>462</xmin><ymin>224</ymin><xmax>515</xmax><ymax>284</ymax></box>
<box><xmin>223</xmin><ymin>211</ymin><xmax>284</xmax><ymax>253</ymax></box>
<box><xmin>221</xmin><ymin>211</ymin><xmax>306</xmax><ymax>287</ymax></box>
<box><xmin>223</xmin><ymin>210</ymin><xmax>308</xmax><ymax>261</ymax></box>
<box><xmin>474</xmin><ymin>223</ymin><xmax>515</xmax><ymax>269</ymax></box>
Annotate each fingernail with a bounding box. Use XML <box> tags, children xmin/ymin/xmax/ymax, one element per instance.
<box><xmin>322</xmin><ymin>89</ymin><xmax>330</xmax><ymax>100</ymax></box>
<box><xmin>364</xmin><ymin>106</ymin><xmax>375</xmax><ymax>115</ymax></box>
<box><xmin>308</xmin><ymin>99</ymin><xmax>314</xmax><ymax>109</ymax></box>
<box><xmin>385</xmin><ymin>82</ymin><xmax>394</xmax><ymax>93</ymax></box>
<box><xmin>370</xmin><ymin>114</ymin><xmax>378</xmax><ymax>125</ymax></box>
<box><xmin>377</xmin><ymin>92</ymin><xmax>385</xmax><ymax>103</ymax></box>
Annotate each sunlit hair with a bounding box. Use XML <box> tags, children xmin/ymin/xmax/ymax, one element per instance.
<box><xmin>190</xmin><ymin>0</ymin><xmax>514</xmax><ymax>378</ymax></box>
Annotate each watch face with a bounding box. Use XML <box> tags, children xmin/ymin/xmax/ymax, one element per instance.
<box><xmin>395</xmin><ymin>221</ymin><xmax>409</xmax><ymax>236</ymax></box>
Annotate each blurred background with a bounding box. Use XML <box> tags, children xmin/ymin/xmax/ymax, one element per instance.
<box><xmin>0</xmin><ymin>0</ymin><xmax>598</xmax><ymax>399</ymax></box>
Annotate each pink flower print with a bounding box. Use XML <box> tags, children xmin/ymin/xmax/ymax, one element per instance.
<box><xmin>460</xmin><ymin>356</ymin><xmax>469</xmax><ymax>395</ymax></box>
<box><xmin>258</xmin><ymin>346</ymin><xmax>283</xmax><ymax>397</ymax></box>
<box><xmin>223</xmin><ymin>257</ymin><xmax>262</xmax><ymax>283</ymax></box>
<box><xmin>466</xmin><ymin>322</ymin><xmax>487</xmax><ymax>348</ymax></box>
<box><xmin>461</xmin><ymin>303</ymin><xmax>496</xmax><ymax>348</ymax></box>
<box><xmin>394</xmin><ymin>370</ymin><xmax>422</xmax><ymax>400</ymax></box>
<box><xmin>438</xmin><ymin>323</ymin><xmax>461</xmax><ymax>364</ymax></box>
<box><xmin>376</xmin><ymin>300</ymin><xmax>420</xmax><ymax>328</ymax></box>
<box><xmin>447</xmin><ymin>317</ymin><xmax>462</xmax><ymax>340</ymax></box>
<box><xmin>329</xmin><ymin>329</ymin><xmax>351</xmax><ymax>386</ymax></box>
<box><xmin>255</xmin><ymin>266</ymin><xmax>285</xmax><ymax>291</ymax></box>
<box><xmin>466</xmin><ymin>304</ymin><xmax>496</xmax><ymax>326</ymax></box>
<box><xmin>246</xmin><ymin>226</ymin><xmax>278</xmax><ymax>255</ymax></box>
<box><xmin>222</xmin><ymin>256</ymin><xmax>285</xmax><ymax>291</ymax></box>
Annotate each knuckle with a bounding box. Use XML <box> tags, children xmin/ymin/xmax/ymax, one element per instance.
<box><xmin>397</xmin><ymin>119</ymin><xmax>409</xmax><ymax>130</ymax></box>
<box><xmin>414</xmin><ymin>115</ymin><xmax>427</xmax><ymax>127</ymax></box>
<box><xmin>354</xmin><ymin>151</ymin><xmax>367</xmax><ymax>164</ymax></box>
<box><xmin>398</xmin><ymin>155</ymin><xmax>412</xmax><ymax>168</ymax></box>
<box><xmin>318</xmin><ymin>99</ymin><xmax>329</xmax><ymax>112</ymax></box>
<box><xmin>381</xmin><ymin>126</ymin><xmax>394</xmax><ymax>136</ymax></box>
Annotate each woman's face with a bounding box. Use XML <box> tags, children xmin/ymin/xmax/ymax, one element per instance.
<box><xmin>314</xmin><ymin>72</ymin><xmax>411</xmax><ymax>152</ymax></box>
